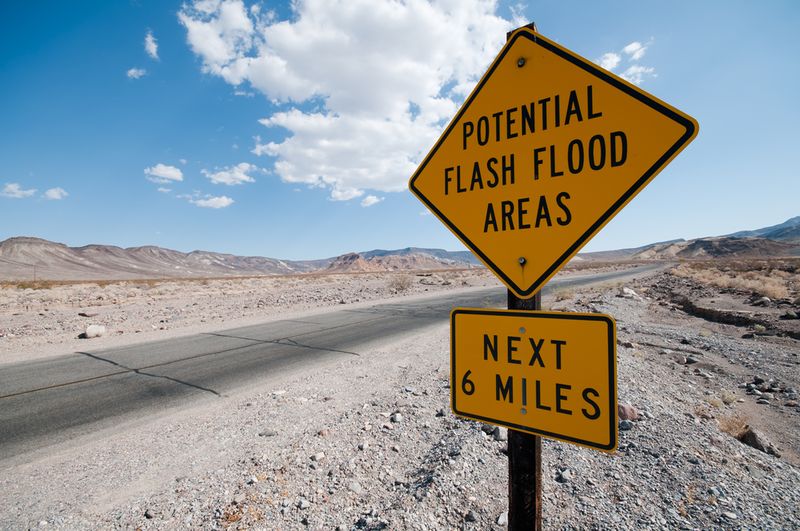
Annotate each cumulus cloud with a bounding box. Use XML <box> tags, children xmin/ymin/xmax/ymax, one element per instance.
<box><xmin>179</xmin><ymin>0</ymin><xmax>512</xmax><ymax>201</ymax></box>
<box><xmin>127</xmin><ymin>67</ymin><xmax>147</xmax><ymax>79</ymax></box>
<box><xmin>1</xmin><ymin>182</ymin><xmax>37</xmax><ymax>198</ymax></box>
<box><xmin>622</xmin><ymin>41</ymin><xmax>648</xmax><ymax>61</ymax></box>
<box><xmin>43</xmin><ymin>187</ymin><xmax>68</xmax><ymax>200</ymax></box>
<box><xmin>145</xmin><ymin>30</ymin><xmax>159</xmax><ymax>60</ymax></box>
<box><xmin>144</xmin><ymin>163</ymin><xmax>184</xmax><ymax>184</ymax></box>
<box><xmin>190</xmin><ymin>195</ymin><xmax>234</xmax><ymax>208</ymax></box>
<box><xmin>157</xmin><ymin>187</ymin><xmax>172</xmax><ymax>193</ymax></box>
<box><xmin>202</xmin><ymin>162</ymin><xmax>258</xmax><ymax>185</ymax></box>
<box><xmin>360</xmin><ymin>195</ymin><xmax>383</xmax><ymax>207</ymax></box>
<box><xmin>597</xmin><ymin>52</ymin><xmax>620</xmax><ymax>71</ymax></box>
<box><xmin>594</xmin><ymin>39</ymin><xmax>655</xmax><ymax>85</ymax></box>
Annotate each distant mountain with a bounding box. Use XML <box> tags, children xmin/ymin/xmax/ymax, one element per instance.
<box><xmin>726</xmin><ymin>216</ymin><xmax>800</xmax><ymax>242</ymax></box>
<box><xmin>579</xmin><ymin>216</ymin><xmax>800</xmax><ymax>261</ymax></box>
<box><xmin>0</xmin><ymin>237</ymin><xmax>478</xmax><ymax>281</ymax></box>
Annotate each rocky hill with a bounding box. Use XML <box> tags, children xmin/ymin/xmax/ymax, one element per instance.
<box><xmin>582</xmin><ymin>216</ymin><xmax>800</xmax><ymax>261</ymax></box>
<box><xmin>0</xmin><ymin>237</ymin><xmax>478</xmax><ymax>281</ymax></box>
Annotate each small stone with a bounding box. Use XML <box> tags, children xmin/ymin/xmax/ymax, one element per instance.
<box><xmin>686</xmin><ymin>356</ymin><xmax>699</xmax><ymax>365</ymax></box>
<box><xmin>782</xmin><ymin>310</ymin><xmax>798</xmax><ymax>320</ymax></box>
<box><xmin>753</xmin><ymin>297</ymin><xmax>771</xmax><ymax>307</ymax></box>
<box><xmin>757</xmin><ymin>399</ymin><xmax>770</xmax><ymax>405</ymax></box>
<box><xmin>318</xmin><ymin>429</ymin><xmax>330</xmax><ymax>437</ymax></box>
<box><xmin>497</xmin><ymin>512</ymin><xmax>508</xmax><ymax>525</ymax></box>
<box><xmin>81</xmin><ymin>324</ymin><xmax>106</xmax><ymax>339</ymax></box>
<box><xmin>297</xmin><ymin>498</ymin><xmax>311</xmax><ymax>510</ymax></box>
<box><xmin>618</xmin><ymin>402</ymin><xmax>639</xmax><ymax>421</ymax></box>
<box><xmin>556</xmin><ymin>469</ymin><xmax>573</xmax><ymax>483</ymax></box>
<box><xmin>144</xmin><ymin>509</ymin><xmax>154</xmax><ymax>519</ymax></box>
<box><xmin>619</xmin><ymin>420</ymin><xmax>634</xmax><ymax>431</ymax></box>
<box><xmin>738</xmin><ymin>425</ymin><xmax>780</xmax><ymax>457</ymax></box>
<box><xmin>358</xmin><ymin>441</ymin><xmax>369</xmax><ymax>451</ymax></box>
<box><xmin>785</xmin><ymin>401</ymin><xmax>798</xmax><ymax>407</ymax></box>
<box><xmin>246</xmin><ymin>476</ymin><xmax>258</xmax><ymax>484</ymax></box>
<box><xmin>492</xmin><ymin>427</ymin><xmax>508</xmax><ymax>441</ymax></box>
<box><xmin>390</xmin><ymin>412</ymin><xmax>403</xmax><ymax>423</ymax></box>
<box><xmin>259</xmin><ymin>430</ymin><xmax>277</xmax><ymax>437</ymax></box>
<box><xmin>722</xmin><ymin>511</ymin><xmax>738</xmax><ymax>520</ymax></box>
<box><xmin>465</xmin><ymin>510</ymin><xmax>478</xmax><ymax>522</ymax></box>
<box><xmin>78</xmin><ymin>312</ymin><xmax>98</xmax><ymax>317</ymax></box>
<box><xmin>311</xmin><ymin>452</ymin><xmax>325</xmax><ymax>461</ymax></box>
<box><xmin>435</xmin><ymin>408</ymin><xmax>446</xmax><ymax>417</ymax></box>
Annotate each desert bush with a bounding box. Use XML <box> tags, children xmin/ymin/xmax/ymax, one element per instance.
<box><xmin>387</xmin><ymin>274</ymin><xmax>413</xmax><ymax>292</ymax></box>
<box><xmin>717</xmin><ymin>412</ymin><xmax>749</xmax><ymax>438</ymax></box>
<box><xmin>671</xmin><ymin>263</ymin><xmax>793</xmax><ymax>299</ymax></box>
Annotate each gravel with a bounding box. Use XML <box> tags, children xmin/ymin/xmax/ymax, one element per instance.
<box><xmin>1</xmin><ymin>268</ymin><xmax>798</xmax><ymax>529</ymax></box>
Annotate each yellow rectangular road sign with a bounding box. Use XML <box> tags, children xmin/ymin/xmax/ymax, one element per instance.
<box><xmin>451</xmin><ymin>308</ymin><xmax>617</xmax><ymax>451</ymax></box>
<box><xmin>410</xmin><ymin>28</ymin><xmax>698</xmax><ymax>298</ymax></box>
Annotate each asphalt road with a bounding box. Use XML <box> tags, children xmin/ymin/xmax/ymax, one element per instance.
<box><xmin>0</xmin><ymin>264</ymin><xmax>663</xmax><ymax>463</ymax></box>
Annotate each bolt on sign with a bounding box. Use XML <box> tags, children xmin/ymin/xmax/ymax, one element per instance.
<box><xmin>451</xmin><ymin>308</ymin><xmax>618</xmax><ymax>451</ymax></box>
<box><xmin>409</xmin><ymin>28</ymin><xmax>698</xmax><ymax>298</ymax></box>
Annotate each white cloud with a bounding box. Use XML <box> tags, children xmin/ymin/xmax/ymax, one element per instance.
<box><xmin>43</xmin><ymin>187</ymin><xmax>68</xmax><ymax>200</ymax></box>
<box><xmin>622</xmin><ymin>41</ymin><xmax>647</xmax><ymax>61</ymax></box>
<box><xmin>595</xmin><ymin>39</ymin><xmax>656</xmax><ymax>84</ymax></box>
<box><xmin>179</xmin><ymin>158</ymin><xmax>188</xmax><ymax>165</ymax></box>
<box><xmin>127</xmin><ymin>67</ymin><xmax>147</xmax><ymax>79</ymax></box>
<box><xmin>157</xmin><ymin>187</ymin><xmax>172</xmax><ymax>193</ymax></box>
<box><xmin>597</xmin><ymin>52</ymin><xmax>620</xmax><ymax>71</ymax></box>
<box><xmin>144</xmin><ymin>163</ymin><xmax>184</xmax><ymax>184</ymax></box>
<box><xmin>360</xmin><ymin>195</ymin><xmax>383</xmax><ymax>207</ymax></box>
<box><xmin>190</xmin><ymin>195</ymin><xmax>234</xmax><ymax>208</ymax></box>
<box><xmin>145</xmin><ymin>30</ymin><xmax>159</xmax><ymax>60</ymax></box>
<box><xmin>179</xmin><ymin>0</ymin><xmax>512</xmax><ymax>201</ymax></box>
<box><xmin>1</xmin><ymin>182</ymin><xmax>37</xmax><ymax>198</ymax></box>
<box><xmin>621</xmin><ymin>65</ymin><xmax>656</xmax><ymax>85</ymax></box>
<box><xmin>202</xmin><ymin>162</ymin><xmax>257</xmax><ymax>185</ymax></box>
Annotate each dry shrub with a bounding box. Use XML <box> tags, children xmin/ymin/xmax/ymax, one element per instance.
<box><xmin>387</xmin><ymin>274</ymin><xmax>413</xmax><ymax>292</ymax></box>
<box><xmin>671</xmin><ymin>262</ymin><xmax>793</xmax><ymax>299</ymax></box>
<box><xmin>720</xmin><ymin>389</ymin><xmax>738</xmax><ymax>405</ymax></box>
<box><xmin>717</xmin><ymin>412</ymin><xmax>750</xmax><ymax>438</ymax></box>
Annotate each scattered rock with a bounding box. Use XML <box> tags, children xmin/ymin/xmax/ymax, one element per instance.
<box><xmin>619</xmin><ymin>420</ymin><xmax>634</xmax><ymax>431</ymax></box>
<box><xmin>297</xmin><ymin>498</ymin><xmax>311</xmax><ymax>510</ymax></box>
<box><xmin>617</xmin><ymin>402</ymin><xmax>639</xmax><ymax>421</ymax></box>
<box><xmin>390</xmin><ymin>412</ymin><xmax>403</xmax><ymax>423</ymax></box>
<box><xmin>311</xmin><ymin>452</ymin><xmax>325</xmax><ymax>461</ymax></box>
<box><xmin>77</xmin><ymin>312</ymin><xmax>98</xmax><ymax>318</ymax></box>
<box><xmin>492</xmin><ymin>427</ymin><xmax>507</xmax><ymax>441</ymax></box>
<box><xmin>752</xmin><ymin>297</ymin><xmax>771</xmax><ymax>307</ymax></box>
<box><xmin>79</xmin><ymin>324</ymin><xmax>106</xmax><ymax>339</ymax></box>
<box><xmin>737</xmin><ymin>426</ymin><xmax>781</xmax><ymax>457</ymax></box>
<box><xmin>618</xmin><ymin>287</ymin><xmax>644</xmax><ymax>301</ymax></box>
<box><xmin>258</xmin><ymin>430</ymin><xmax>277</xmax><ymax>437</ymax></box>
<box><xmin>144</xmin><ymin>509</ymin><xmax>154</xmax><ymax>519</ymax></box>
<box><xmin>556</xmin><ymin>469</ymin><xmax>573</xmax><ymax>483</ymax></box>
<box><xmin>465</xmin><ymin>510</ymin><xmax>478</xmax><ymax>522</ymax></box>
<box><xmin>497</xmin><ymin>512</ymin><xmax>508</xmax><ymax>525</ymax></box>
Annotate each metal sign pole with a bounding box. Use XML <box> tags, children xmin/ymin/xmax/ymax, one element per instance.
<box><xmin>506</xmin><ymin>21</ymin><xmax>542</xmax><ymax>531</ymax></box>
<box><xmin>507</xmin><ymin>289</ymin><xmax>542</xmax><ymax>529</ymax></box>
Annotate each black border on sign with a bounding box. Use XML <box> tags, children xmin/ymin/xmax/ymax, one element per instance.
<box><xmin>409</xmin><ymin>30</ymin><xmax>697</xmax><ymax>298</ymax></box>
<box><xmin>450</xmin><ymin>308</ymin><xmax>618</xmax><ymax>451</ymax></box>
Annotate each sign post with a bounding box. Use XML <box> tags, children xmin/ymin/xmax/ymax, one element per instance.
<box><xmin>410</xmin><ymin>20</ymin><xmax>696</xmax><ymax>531</ymax></box>
<box><xmin>508</xmin><ymin>289</ymin><xmax>542</xmax><ymax>529</ymax></box>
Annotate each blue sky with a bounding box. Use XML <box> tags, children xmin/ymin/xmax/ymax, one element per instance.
<box><xmin>1</xmin><ymin>1</ymin><xmax>798</xmax><ymax>260</ymax></box>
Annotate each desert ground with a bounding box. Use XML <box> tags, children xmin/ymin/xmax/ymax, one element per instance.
<box><xmin>1</xmin><ymin>261</ymin><xmax>799</xmax><ymax>529</ymax></box>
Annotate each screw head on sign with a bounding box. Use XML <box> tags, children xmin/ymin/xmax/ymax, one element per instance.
<box><xmin>517</xmin><ymin>57</ymin><xmax>526</xmax><ymax>67</ymax></box>
<box><xmin>518</xmin><ymin>257</ymin><xmax>526</xmax><ymax>265</ymax></box>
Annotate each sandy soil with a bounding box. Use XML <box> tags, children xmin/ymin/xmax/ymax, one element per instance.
<box><xmin>0</xmin><ymin>270</ymin><xmax>503</xmax><ymax>366</ymax></box>
<box><xmin>1</xmin><ymin>266</ymin><xmax>799</xmax><ymax>529</ymax></box>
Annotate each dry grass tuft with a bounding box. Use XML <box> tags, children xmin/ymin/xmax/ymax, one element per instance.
<box><xmin>717</xmin><ymin>412</ymin><xmax>750</xmax><ymax>438</ymax></box>
<box><xmin>387</xmin><ymin>274</ymin><xmax>413</xmax><ymax>292</ymax></box>
<box><xmin>671</xmin><ymin>259</ymin><xmax>799</xmax><ymax>299</ymax></box>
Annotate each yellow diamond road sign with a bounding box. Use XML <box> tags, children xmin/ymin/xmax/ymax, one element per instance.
<box><xmin>451</xmin><ymin>308</ymin><xmax>618</xmax><ymax>451</ymax></box>
<box><xmin>410</xmin><ymin>29</ymin><xmax>698</xmax><ymax>298</ymax></box>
